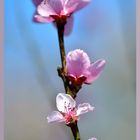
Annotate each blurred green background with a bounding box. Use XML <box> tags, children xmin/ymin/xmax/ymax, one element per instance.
<box><xmin>4</xmin><ymin>0</ymin><xmax>136</xmax><ymax>140</ymax></box>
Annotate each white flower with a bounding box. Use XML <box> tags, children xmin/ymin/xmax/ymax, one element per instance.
<box><xmin>47</xmin><ymin>93</ymin><xmax>94</xmax><ymax>124</ymax></box>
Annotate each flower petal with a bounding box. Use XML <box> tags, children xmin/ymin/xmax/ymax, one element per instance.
<box><xmin>85</xmin><ymin>59</ymin><xmax>106</xmax><ymax>84</ymax></box>
<box><xmin>63</xmin><ymin>0</ymin><xmax>79</xmax><ymax>14</ymax></box>
<box><xmin>34</xmin><ymin>15</ymin><xmax>54</xmax><ymax>23</ymax></box>
<box><xmin>66</xmin><ymin>49</ymin><xmax>90</xmax><ymax>77</ymax></box>
<box><xmin>47</xmin><ymin>0</ymin><xmax>64</xmax><ymax>14</ymax></box>
<box><xmin>64</xmin><ymin>0</ymin><xmax>90</xmax><ymax>13</ymax></box>
<box><xmin>75</xmin><ymin>0</ymin><xmax>91</xmax><ymax>12</ymax></box>
<box><xmin>37</xmin><ymin>0</ymin><xmax>58</xmax><ymax>17</ymax></box>
<box><xmin>56</xmin><ymin>93</ymin><xmax>76</xmax><ymax>113</ymax></box>
<box><xmin>88</xmin><ymin>138</ymin><xmax>97</xmax><ymax>140</ymax></box>
<box><xmin>64</xmin><ymin>16</ymin><xmax>74</xmax><ymax>36</ymax></box>
<box><xmin>47</xmin><ymin>111</ymin><xmax>65</xmax><ymax>123</ymax></box>
<box><xmin>76</xmin><ymin>103</ymin><xmax>94</xmax><ymax>116</ymax></box>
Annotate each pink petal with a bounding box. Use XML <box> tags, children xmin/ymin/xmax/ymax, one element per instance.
<box><xmin>63</xmin><ymin>1</ymin><xmax>79</xmax><ymax>14</ymax></box>
<box><xmin>37</xmin><ymin>0</ymin><xmax>58</xmax><ymax>17</ymax></box>
<box><xmin>65</xmin><ymin>0</ymin><xmax>90</xmax><ymax>13</ymax></box>
<box><xmin>88</xmin><ymin>138</ymin><xmax>97</xmax><ymax>140</ymax></box>
<box><xmin>66</xmin><ymin>49</ymin><xmax>90</xmax><ymax>77</ymax></box>
<box><xmin>56</xmin><ymin>93</ymin><xmax>76</xmax><ymax>113</ymax></box>
<box><xmin>47</xmin><ymin>111</ymin><xmax>65</xmax><ymax>123</ymax></box>
<box><xmin>64</xmin><ymin>16</ymin><xmax>74</xmax><ymax>36</ymax></box>
<box><xmin>85</xmin><ymin>59</ymin><xmax>106</xmax><ymax>84</ymax></box>
<box><xmin>76</xmin><ymin>103</ymin><xmax>94</xmax><ymax>116</ymax></box>
<box><xmin>34</xmin><ymin>15</ymin><xmax>54</xmax><ymax>23</ymax></box>
<box><xmin>75</xmin><ymin>0</ymin><xmax>91</xmax><ymax>12</ymax></box>
<box><xmin>47</xmin><ymin>0</ymin><xmax>64</xmax><ymax>14</ymax></box>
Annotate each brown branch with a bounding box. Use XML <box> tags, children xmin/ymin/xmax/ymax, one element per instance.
<box><xmin>56</xmin><ymin>17</ymin><xmax>81</xmax><ymax>140</ymax></box>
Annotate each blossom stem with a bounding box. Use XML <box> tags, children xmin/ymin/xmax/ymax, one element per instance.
<box><xmin>56</xmin><ymin>19</ymin><xmax>81</xmax><ymax>98</ymax></box>
<box><xmin>56</xmin><ymin>22</ymin><xmax>66</xmax><ymax>74</ymax></box>
<box><xmin>56</xmin><ymin>20</ymin><xmax>72</xmax><ymax>96</ymax></box>
<box><xmin>69</xmin><ymin>122</ymin><xmax>80</xmax><ymax>140</ymax></box>
<box><xmin>56</xmin><ymin>20</ymin><xmax>81</xmax><ymax>140</ymax></box>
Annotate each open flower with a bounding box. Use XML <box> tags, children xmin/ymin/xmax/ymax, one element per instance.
<box><xmin>66</xmin><ymin>49</ymin><xmax>106</xmax><ymax>85</ymax></box>
<box><xmin>47</xmin><ymin>93</ymin><xmax>94</xmax><ymax>124</ymax></box>
<box><xmin>34</xmin><ymin>0</ymin><xmax>90</xmax><ymax>35</ymax></box>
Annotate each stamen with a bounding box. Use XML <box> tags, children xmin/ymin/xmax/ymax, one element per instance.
<box><xmin>68</xmin><ymin>103</ymin><xmax>72</xmax><ymax>111</ymax></box>
<box><xmin>64</xmin><ymin>101</ymin><xmax>68</xmax><ymax>113</ymax></box>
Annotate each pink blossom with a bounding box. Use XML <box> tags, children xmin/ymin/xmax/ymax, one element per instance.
<box><xmin>47</xmin><ymin>93</ymin><xmax>94</xmax><ymax>124</ymax></box>
<box><xmin>66</xmin><ymin>49</ymin><xmax>106</xmax><ymax>85</ymax></box>
<box><xmin>34</xmin><ymin>0</ymin><xmax>90</xmax><ymax>35</ymax></box>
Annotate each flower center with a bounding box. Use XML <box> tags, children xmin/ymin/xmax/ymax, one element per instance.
<box><xmin>63</xmin><ymin>101</ymin><xmax>78</xmax><ymax>124</ymax></box>
<box><xmin>64</xmin><ymin>111</ymin><xmax>78</xmax><ymax>123</ymax></box>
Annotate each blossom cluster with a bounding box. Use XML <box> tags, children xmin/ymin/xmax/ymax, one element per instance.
<box><xmin>47</xmin><ymin>49</ymin><xmax>105</xmax><ymax>125</ymax></box>
<box><xmin>33</xmin><ymin>0</ymin><xmax>106</xmax><ymax>140</ymax></box>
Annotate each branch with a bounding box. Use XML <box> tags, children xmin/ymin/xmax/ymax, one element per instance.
<box><xmin>56</xmin><ymin>18</ymin><xmax>81</xmax><ymax>140</ymax></box>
